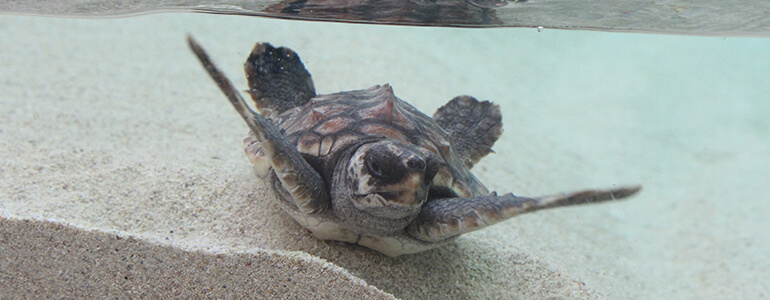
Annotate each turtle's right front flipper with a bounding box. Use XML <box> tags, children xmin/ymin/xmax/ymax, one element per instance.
<box><xmin>407</xmin><ymin>185</ymin><xmax>641</xmax><ymax>243</ymax></box>
<box><xmin>244</xmin><ymin>42</ymin><xmax>316</xmax><ymax>118</ymax></box>
<box><xmin>187</xmin><ymin>35</ymin><xmax>328</xmax><ymax>214</ymax></box>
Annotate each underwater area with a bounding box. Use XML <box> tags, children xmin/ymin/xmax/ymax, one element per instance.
<box><xmin>1</xmin><ymin>7</ymin><xmax>768</xmax><ymax>299</ymax></box>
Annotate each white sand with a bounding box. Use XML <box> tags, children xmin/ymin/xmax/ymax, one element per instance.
<box><xmin>1</xmin><ymin>13</ymin><xmax>768</xmax><ymax>299</ymax></box>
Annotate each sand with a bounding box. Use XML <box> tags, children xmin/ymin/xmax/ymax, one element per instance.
<box><xmin>1</xmin><ymin>13</ymin><xmax>768</xmax><ymax>299</ymax></box>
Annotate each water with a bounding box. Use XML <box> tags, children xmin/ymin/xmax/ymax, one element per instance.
<box><xmin>1</xmin><ymin>12</ymin><xmax>768</xmax><ymax>299</ymax></box>
<box><xmin>1</xmin><ymin>0</ymin><xmax>770</xmax><ymax>36</ymax></box>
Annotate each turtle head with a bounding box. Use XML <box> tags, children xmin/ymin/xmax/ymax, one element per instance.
<box><xmin>333</xmin><ymin>140</ymin><xmax>439</xmax><ymax>231</ymax></box>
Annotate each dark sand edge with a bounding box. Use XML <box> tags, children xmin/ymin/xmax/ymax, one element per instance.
<box><xmin>0</xmin><ymin>217</ymin><xmax>396</xmax><ymax>299</ymax></box>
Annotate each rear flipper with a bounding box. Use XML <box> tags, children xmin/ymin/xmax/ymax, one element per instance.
<box><xmin>407</xmin><ymin>185</ymin><xmax>641</xmax><ymax>243</ymax></box>
<box><xmin>244</xmin><ymin>43</ymin><xmax>316</xmax><ymax>118</ymax></box>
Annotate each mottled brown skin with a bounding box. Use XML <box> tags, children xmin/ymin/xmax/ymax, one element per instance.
<box><xmin>187</xmin><ymin>35</ymin><xmax>641</xmax><ymax>257</ymax></box>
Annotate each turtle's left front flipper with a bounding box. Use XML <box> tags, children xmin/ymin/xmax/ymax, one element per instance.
<box><xmin>187</xmin><ymin>35</ymin><xmax>328</xmax><ymax>214</ymax></box>
<box><xmin>407</xmin><ymin>185</ymin><xmax>641</xmax><ymax>242</ymax></box>
<box><xmin>432</xmin><ymin>95</ymin><xmax>502</xmax><ymax>169</ymax></box>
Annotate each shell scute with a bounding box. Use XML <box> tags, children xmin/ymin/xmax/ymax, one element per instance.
<box><xmin>315</xmin><ymin>116</ymin><xmax>355</xmax><ymax>135</ymax></box>
<box><xmin>296</xmin><ymin>133</ymin><xmax>321</xmax><ymax>156</ymax></box>
<box><xmin>357</xmin><ymin>123</ymin><xmax>409</xmax><ymax>141</ymax></box>
<box><xmin>319</xmin><ymin>135</ymin><xmax>335</xmax><ymax>156</ymax></box>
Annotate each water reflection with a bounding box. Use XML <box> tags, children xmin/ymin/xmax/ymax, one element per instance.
<box><xmin>0</xmin><ymin>0</ymin><xmax>768</xmax><ymax>37</ymax></box>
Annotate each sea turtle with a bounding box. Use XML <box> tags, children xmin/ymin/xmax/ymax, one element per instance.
<box><xmin>187</xmin><ymin>36</ymin><xmax>640</xmax><ymax>257</ymax></box>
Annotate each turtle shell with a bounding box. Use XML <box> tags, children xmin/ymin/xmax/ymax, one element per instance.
<box><xmin>244</xmin><ymin>84</ymin><xmax>489</xmax><ymax>199</ymax></box>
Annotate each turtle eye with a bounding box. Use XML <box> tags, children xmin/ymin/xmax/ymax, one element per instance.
<box><xmin>363</xmin><ymin>146</ymin><xmax>403</xmax><ymax>183</ymax></box>
<box><xmin>366</xmin><ymin>159</ymin><xmax>384</xmax><ymax>178</ymax></box>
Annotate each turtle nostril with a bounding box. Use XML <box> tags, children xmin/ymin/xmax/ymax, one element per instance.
<box><xmin>406</xmin><ymin>156</ymin><xmax>426</xmax><ymax>171</ymax></box>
